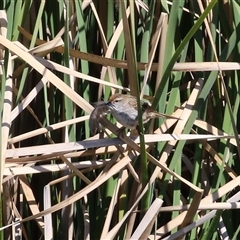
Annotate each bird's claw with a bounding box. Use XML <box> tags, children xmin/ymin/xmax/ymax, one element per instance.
<box><xmin>116</xmin><ymin>126</ymin><xmax>126</xmax><ymax>138</ymax></box>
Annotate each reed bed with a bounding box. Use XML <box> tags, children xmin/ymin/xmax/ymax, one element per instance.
<box><xmin>1</xmin><ymin>0</ymin><xmax>240</xmax><ymax>239</ymax></box>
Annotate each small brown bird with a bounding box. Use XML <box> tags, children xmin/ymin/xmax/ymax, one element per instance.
<box><xmin>89</xmin><ymin>93</ymin><xmax>179</xmax><ymax>135</ymax></box>
<box><xmin>107</xmin><ymin>93</ymin><xmax>178</xmax><ymax>129</ymax></box>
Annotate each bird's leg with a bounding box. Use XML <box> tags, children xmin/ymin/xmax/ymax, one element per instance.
<box><xmin>130</xmin><ymin>127</ymin><xmax>140</xmax><ymax>137</ymax></box>
<box><xmin>116</xmin><ymin>126</ymin><xmax>127</xmax><ymax>138</ymax></box>
<box><xmin>136</xmin><ymin>125</ymin><xmax>145</xmax><ymax>135</ymax></box>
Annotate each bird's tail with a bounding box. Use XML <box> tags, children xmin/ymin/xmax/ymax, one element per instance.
<box><xmin>154</xmin><ymin>111</ymin><xmax>180</xmax><ymax>120</ymax></box>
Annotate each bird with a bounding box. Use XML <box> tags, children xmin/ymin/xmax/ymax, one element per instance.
<box><xmin>106</xmin><ymin>93</ymin><xmax>179</xmax><ymax>129</ymax></box>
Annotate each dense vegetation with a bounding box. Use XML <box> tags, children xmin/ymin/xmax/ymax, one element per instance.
<box><xmin>1</xmin><ymin>0</ymin><xmax>240</xmax><ymax>239</ymax></box>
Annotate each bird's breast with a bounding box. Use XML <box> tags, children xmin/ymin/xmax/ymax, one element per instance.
<box><xmin>111</xmin><ymin>111</ymin><xmax>138</xmax><ymax>129</ymax></box>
